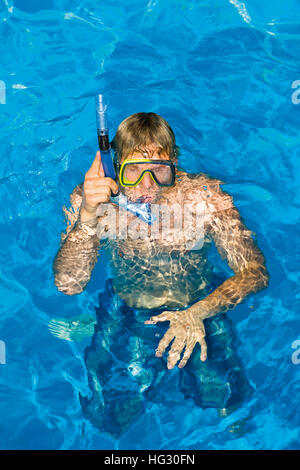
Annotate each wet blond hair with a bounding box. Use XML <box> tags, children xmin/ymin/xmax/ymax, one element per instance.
<box><xmin>111</xmin><ymin>112</ymin><xmax>178</xmax><ymax>163</ymax></box>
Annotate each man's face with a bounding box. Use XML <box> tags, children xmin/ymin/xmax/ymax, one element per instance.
<box><xmin>119</xmin><ymin>143</ymin><xmax>174</xmax><ymax>203</ymax></box>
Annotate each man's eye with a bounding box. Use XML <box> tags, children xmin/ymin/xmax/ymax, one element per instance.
<box><xmin>155</xmin><ymin>167</ymin><xmax>169</xmax><ymax>174</ymax></box>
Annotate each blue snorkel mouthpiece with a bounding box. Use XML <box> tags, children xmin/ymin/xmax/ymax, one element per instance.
<box><xmin>116</xmin><ymin>195</ymin><xmax>156</xmax><ymax>225</ymax></box>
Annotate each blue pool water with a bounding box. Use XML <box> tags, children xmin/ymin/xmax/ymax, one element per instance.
<box><xmin>0</xmin><ymin>0</ymin><xmax>300</xmax><ymax>450</ymax></box>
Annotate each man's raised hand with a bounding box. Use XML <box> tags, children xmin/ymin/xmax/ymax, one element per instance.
<box><xmin>81</xmin><ymin>151</ymin><xmax>118</xmax><ymax>221</ymax></box>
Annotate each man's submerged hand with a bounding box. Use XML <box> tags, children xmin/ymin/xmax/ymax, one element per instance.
<box><xmin>144</xmin><ymin>308</ymin><xmax>207</xmax><ymax>369</ymax></box>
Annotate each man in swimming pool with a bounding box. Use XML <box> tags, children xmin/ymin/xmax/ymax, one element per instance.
<box><xmin>54</xmin><ymin>111</ymin><xmax>268</xmax><ymax>369</ymax></box>
<box><xmin>53</xmin><ymin>113</ymin><xmax>269</xmax><ymax>433</ymax></box>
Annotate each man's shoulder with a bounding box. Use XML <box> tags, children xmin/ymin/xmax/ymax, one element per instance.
<box><xmin>70</xmin><ymin>182</ymin><xmax>83</xmax><ymax>200</ymax></box>
<box><xmin>67</xmin><ymin>182</ymin><xmax>84</xmax><ymax>209</ymax></box>
<box><xmin>177</xmin><ymin>170</ymin><xmax>234</xmax><ymax>212</ymax></box>
<box><xmin>177</xmin><ymin>170</ymin><xmax>225</xmax><ymax>196</ymax></box>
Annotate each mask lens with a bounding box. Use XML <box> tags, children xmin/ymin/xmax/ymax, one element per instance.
<box><xmin>152</xmin><ymin>164</ymin><xmax>172</xmax><ymax>184</ymax></box>
<box><xmin>123</xmin><ymin>163</ymin><xmax>143</xmax><ymax>183</ymax></box>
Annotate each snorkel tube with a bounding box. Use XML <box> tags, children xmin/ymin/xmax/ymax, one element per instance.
<box><xmin>95</xmin><ymin>94</ymin><xmax>116</xmax><ymax>180</ymax></box>
<box><xmin>95</xmin><ymin>94</ymin><xmax>155</xmax><ymax>225</ymax></box>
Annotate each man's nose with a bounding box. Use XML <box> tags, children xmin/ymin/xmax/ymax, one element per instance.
<box><xmin>140</xmin><ymin>172</ymin><xmax>156</xmax><ymax>190</ymax></box>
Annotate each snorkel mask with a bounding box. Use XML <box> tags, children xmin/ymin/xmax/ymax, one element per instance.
<box><xmin>118</xmin><ymin>158</ymin><xmax>176</xmax><ymax>188</ymax></box>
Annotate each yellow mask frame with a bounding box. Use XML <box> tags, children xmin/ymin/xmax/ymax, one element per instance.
<box><xmin>118</xmin><ymin>158</ymin><xmax>176</xmax><ymax>188</ymax></box>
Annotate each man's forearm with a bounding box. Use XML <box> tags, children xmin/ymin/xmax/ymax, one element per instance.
<box><xmin>53</xmin><ymin>212</ymin><xmax>100</xmax><ymax>295</ymax></box>
<box><xmin>192</xmin><ymin>261</ymin><xmax>269</xmax><ymax>318</ymax></box>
